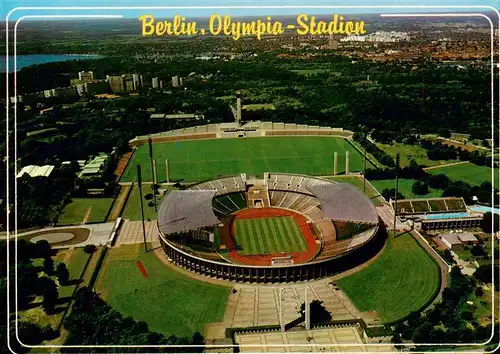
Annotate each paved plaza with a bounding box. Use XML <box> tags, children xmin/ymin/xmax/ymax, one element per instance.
<box><xmin>234</xmin><ymin>326</ymin><xmax>395</xmax><ymax>352</ymax></box>
<box><xmin>223</xmin><ymin>281</ymin><xmax>361</xmax><ymax>329</ymax></box>
<box><xmin>115</xmin><ymin>219</ymin><xmax>158</xmax><ymax>244</ymax></box>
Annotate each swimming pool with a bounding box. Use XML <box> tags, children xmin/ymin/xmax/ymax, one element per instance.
<box><xmin>468</xmin><ymin>205</ymin><xmax>500</xmax><ymax>214</ymax></box>
<box><xmin>425</xmin><ymin>212</ymin><xmax>470</xmax><ymax>220</ymax></box>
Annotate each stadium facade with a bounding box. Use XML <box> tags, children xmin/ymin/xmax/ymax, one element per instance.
<box><xmin>157</xmin><ymin>173</ymin><xmax>382</xmax><ymax>283</ymax></box>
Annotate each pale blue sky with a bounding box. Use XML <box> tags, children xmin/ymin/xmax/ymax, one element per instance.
<box><xmin>3</xmin><ymin>0</ymin><xmax>500</xmax><ymax>20</ymax></box>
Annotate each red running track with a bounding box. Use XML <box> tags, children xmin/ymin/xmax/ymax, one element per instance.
<box><xmin>224</xmin><ymin>207</ymin><xmax>320</xmax><ymax>266</ymax></box>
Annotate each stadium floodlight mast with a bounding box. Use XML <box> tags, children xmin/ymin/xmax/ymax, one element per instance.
<box><xmin>363</xmin><ymin>128</ymin><xmax>367</xmax><ymax>194</ymax></box>
<box><xmin>137</xmin><ymin>165</ymin><xmax>148</xmax><ymax>253</ymax></box>
<box><xmin>148</xmin><ymin>137</ymin><xmax>158</xmax><ymax>212</ymax></box>
<box><xmin>393</xmin><ymin>153</ymin><xmax>401</xmax><ymax>235</ymax></box>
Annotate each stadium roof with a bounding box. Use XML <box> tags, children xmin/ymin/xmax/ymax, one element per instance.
<box><xmin>307</xmin><ymin>182</ymin><xmax>378</xmax><ymax>224</ymax></box>
<box><xmin>16</xmin><ymin>165</ymin><xmax>55</xmax><ymax>178</ymax></box>
<box><xmin>158</xmin><ymin>190</ymin><xmax>221</xmax><ymax>235</ymax></box>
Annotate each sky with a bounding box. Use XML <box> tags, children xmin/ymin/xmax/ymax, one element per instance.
<box><xmin>3</xmin><ymin>0</ymin><xmax>500</xmax><ymax>20</ymax></box>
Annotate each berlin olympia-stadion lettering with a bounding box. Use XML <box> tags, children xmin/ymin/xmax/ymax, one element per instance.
<box><xmin>138</xmin><ymin>14</ymin><xmax>367</xmax><ymax>40</ymax></box>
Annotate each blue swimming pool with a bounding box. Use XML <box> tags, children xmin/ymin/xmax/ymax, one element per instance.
<box><xmin>468</xmin><ymin>205</ymin><xmax>500</xmax><ymax>214</ymax></box>
<box><xmin>425</xmin><ymin>212</ymin><xmax>470</xmax><ymax>220</ymax></box>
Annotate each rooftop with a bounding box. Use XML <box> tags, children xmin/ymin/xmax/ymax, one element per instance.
<box><xmin>16</xmin><ymin>165</ymin><xmax>55</xmax><ymax>178</ymax></box>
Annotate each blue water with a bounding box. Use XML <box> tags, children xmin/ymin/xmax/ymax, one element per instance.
<box><xmin>468</xmin><ymin>205</ymin><xmax>500</xmax><ymax>214</ymax></box>
<box><xmin>0</xmin><ymin>54</ymin><xmax>101</xmax><ymax>73</ymax></box>
<box><xmin>425</xmin><ymin>212</ymin><xmax>470</xmax><ymax>220</ymax></box>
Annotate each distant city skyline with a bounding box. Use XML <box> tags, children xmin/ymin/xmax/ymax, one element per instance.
<box><xmin>3</xmin><ymin>0</ymin><xmax>500</xmax><ymax>21</ymax></box>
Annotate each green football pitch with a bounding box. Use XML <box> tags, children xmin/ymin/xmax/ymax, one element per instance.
<box><xmin>234</xmin><ymin>216</ymin><xmax>307</xmax><ymax>255</ymax></box>
<box><xmin>120</xmin><ymin>136</ymin><xmax>369</xmax><ymax>182</ymax></box>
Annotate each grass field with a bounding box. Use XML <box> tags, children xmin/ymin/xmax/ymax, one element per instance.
<box><xmin>337</xmin><ymin>233</ymin><xmax>440</xmax><ymax>323</ymax></box>
<box><xmin>122</xmin><ymin>185</ymin><xmax>163</xmax><ymax>221</ymax></box>
<box><xmin>57</xmin><ymin>198</ymin><xmax>114</xmax><ymax>225</ymax></box>
<box><xmin>326</xmin><ymin>176</ymin><xmax>383</xmax><ymax>206</ymax></box>
<box><xmin>242</xmin><ymin>103</ymin><xmax>275</xmax><ymax>111</ymax></box>
<box><xmin>120</xmin><ymin>137</ymin><xmax>370</xmax><ymax>182</ymax></box>
<box><xmin>54</xmin><ymin>247</ymin><xmax>91</xmax><ymax>297</ymax></box>
<box><xmin>427</xmin><ymin>163</ymin><xmax>497</xmax><ymax>187</ymax></box>
<box><xmin>95</xmin><ymin>244</ymin><xmax>230</xmax><ymax>337</ymax></box>
<box><xmin>234</xmin><ymin>216</ymin><xmax>307</xmax><ymax>255</ymax></box>
<box><xmin>291</xmin><ymin>69</ymin><xmax>331</xmax><ymax>76</ymax></box>
<box><xmin>376</xmin><ymin>142</ymin><xmax>457</xmax><ymax>167</ymax></box>
<box><xmin>370</xmin><ymin>179</ymin><xmax>444</xmax><ymax>200</ymax></box>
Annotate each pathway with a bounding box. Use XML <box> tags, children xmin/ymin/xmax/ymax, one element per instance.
<box><xmin>423</xmin><ymin>161</ymin><xmax>470</xmax><ymax>171</ymax></box>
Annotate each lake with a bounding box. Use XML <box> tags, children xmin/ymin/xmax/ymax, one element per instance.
<box><xmin>1</xmin><ymin>54</ymin><xmax>101</xmax><ymax>73</ymax></box>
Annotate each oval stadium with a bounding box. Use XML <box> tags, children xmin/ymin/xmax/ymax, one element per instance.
<box><xmin>157</xmin><ymin>173</ymin><xmax>382</xmax><ymax>283</ymax></box>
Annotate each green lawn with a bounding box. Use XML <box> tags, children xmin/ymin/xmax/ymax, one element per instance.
<box><xmin>57</xmin><ymin>198</ymin><xmax>114</xmax><ymax>225</ymax></box>
<box><xmin>122</xmin><ymin>185</ymin><xmax>163</xmax><ymax>221</ymax></box>
<box><xmin>120</xmin><ymin>137</ymin><xmax>370</xmax><ymax>183</ymax></box>
<box><xmin>370</xmin><ymin>179</ymin><xmax>444</xmax><ymax>200</ymax></box>
<box><xmin>427</xmin><ymin>163</ymin><xmax>497</xmax><ymax>187</ymax></box>
<box><xmin>96</xmin><ymin>244</ymin><xmax>230</xmax><ymax>337</ymax></box>
<box><xmin>54</xmin><ymin>248</ymin><xmax>91</xmax><ymax>297</ymax></box>
<box><xmin>234</xmin><ymin>216</ymin><xmax>307</xmax><ymax>255</ymax></box>
<box><xmin>325</xmin><ymin>176</ymin><xmax>383</xmax><ymax>206</ymax></box>
<box><xmin>242</xmin><ymin>103</ymin><xmax>275</xmax><ymax>111</ymax></box>
<box><xmin>291</xmin><ymin>69</ymin><xmax>331</xmax><ymax>76</ymax></box>
<box><xmin>337</xmin><ymin>233</ymin><xmax>440</xmax><ymax>323</ymax></box>
<box><xmin>376</xmin><ymin>142</ymin><xmax>457</xmax><ymax>167</ymax></box>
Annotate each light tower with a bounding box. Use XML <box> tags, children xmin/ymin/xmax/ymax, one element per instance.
<box><xmin>236</xmin><ymin>91</ymin><xmax>242</xmax><ymax>124</ymax></box>
<box><xmin>393</xmin><ymin>153</ymin><xmax>400</xmax><ymax>234</ymax></box>
<box><xmin>137</xmin><ymin>165</ymin><xmax>148</xmax><ymax>252</ymax></box>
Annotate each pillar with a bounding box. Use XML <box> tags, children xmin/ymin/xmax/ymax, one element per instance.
<box><xmin>305</xmin><ymin>286</ymin><xmax>310</xmax><ymax>330</ymax></box>
<box><xmin>152</xmin><ymin>159</ymin><xmax>158</xmax><ymax>185</ymax></box>
<box><xmin>334</xmin><ymin>152</ymin><xmax>338</xmax><ymax>175</ymax></box>
<box><xmin>165</xmin><ymin>159</ymin><xmax>170</xmax><ymax>184</ymax></box>
<box><xmin>345</xmin><ymin>151</ymin><xmax>350</xmax><ymax>175</ymax></box>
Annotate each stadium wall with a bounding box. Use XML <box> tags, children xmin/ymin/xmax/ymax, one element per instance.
<box><xmin>157</xmin><ymin>222</ymin><xmax>383</xmax><ymax>284</ymax></box>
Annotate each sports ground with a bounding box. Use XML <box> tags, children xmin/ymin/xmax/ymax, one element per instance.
<box><xmin>234</xmin><ymin>216</ymin><xmax>307</xmax><ymax>255</ymax></box>
<box><xmin>427</xmin><ymin>163</ymin><xmax>497</xmax><ymax>187</ymax></box>
<box><xmin>120</xmin><ymin>136</ymin><xmax>370</xmax><ymax>182</ymax></box>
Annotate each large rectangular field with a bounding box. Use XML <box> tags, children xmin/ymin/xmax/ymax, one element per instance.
<box><xmin>120</xmin><ymin>136</ymin><xmax>369</xmax><ymax>182</ymax></box>
<box><xmin>57</xmin><ymin>198</ymin><xmax>114</xmax><ymax>225</ymax></box>
<box><xmin>234</xmin><ymin>216</ymin><xmax>307</xmax><ymax>255</ymax></box>
<box><xmin>427</xmin><ymin>163</ymin><xmax>497</xmax><ymax>187</ymax></box>
<box><xmin>370</xmin><ymin>178</ymin><xmax>444</xmax><ymax>200</ymax></box>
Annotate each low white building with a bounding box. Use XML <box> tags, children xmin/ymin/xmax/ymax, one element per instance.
<box><xmin>16</xmin><ymin>165</ymin><xmax>55</xmax><ymax>178</ymax></box>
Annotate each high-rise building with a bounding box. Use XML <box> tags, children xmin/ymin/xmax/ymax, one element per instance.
<box><xmin>152</xmin><ymin>77</ymin><xmax>160</xmax><ymax>89</ymax></box>
<box><xmin>85</xmin><ymin>81</ymin><xmax>110</xmax><ymax>96</ymax></box>
<box><xmin>160</xmin><ymin>80</ymin><xmax>164</xmax><ymax>89</ymax></box>
<box><xmin>75</xmin><ymin>84</ymin><xmax>86</xmax><ymax>97</ymax></box>
<box><xmin>78</xmin><ymin>71</ymin><xmax>94</xmax><ymax>83</ymax></box>
<box><xmin>172</xmin><ymin>75</ymin><xmax>180</xmax><ymax>87</ymax></box>
<box><xmin>107</xmin><ymin>75</ymin><xmax>125</xmax><ymax>93</ymax></box>
<box><xmin>328</xmin><ymin>34</ymin><xmax>339</xmax><ymax>50</ymax></box>
<box><xmin>179</xmin><ymin>77</ymin><xmax>184</xmax><ymax>86</ymax></box>
<box><xmin>132</xmin><ymin>74</ymin><xmax>141</xmax><ymax>90</ymax></box>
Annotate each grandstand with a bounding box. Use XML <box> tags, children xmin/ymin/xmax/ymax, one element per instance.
<box><xmin>391</xmin><ymin>197</ymin><xmax>467</xmax><ymax>215</ymax></box>
<box><xmin>391</xmin><ymin>197</ymin><xmax>484</xmax><ymax>231</ymax></box>
<box><xmin>156</xmin><ymin>173</ymin><xmax>380</xmax><ymax>283</ymax></box>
